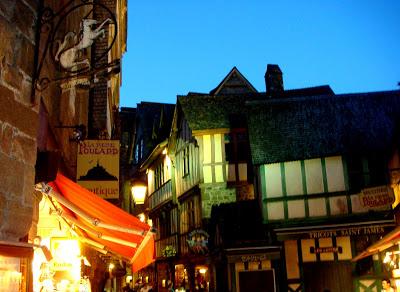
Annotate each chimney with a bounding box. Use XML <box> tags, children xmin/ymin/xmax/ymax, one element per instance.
<box><xmin>265</xmin><ymin>64</ymin><xmax>284</xmax><ymax>94</ymax></box>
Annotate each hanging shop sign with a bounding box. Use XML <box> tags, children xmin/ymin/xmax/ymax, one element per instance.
<box><xmin>77</xmin><ymin>140</ymin><xmax>120</xmax><ymax>199</ymax></box>
<box><xmin>32</xmin><ymin>0</ymin><xmax>120</xmax><ymax>101</ymax></box>
<box><xmin>162</xmin><ymin>245</ymin><xmax>177</xmax><ymax>258</ymax></box>
<box><xmin>187</xmin><ymin>230</ymin><xmax>209</xmax><ymax>254</ymax></box>
<box><xmin>360</xmin><ymin>185</ymin><xmax>395</xmax><ymax>209</ymax></box>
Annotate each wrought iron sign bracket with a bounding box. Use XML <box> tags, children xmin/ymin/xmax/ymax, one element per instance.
<box><xmin>32</xmin><ymin>0</ymin><xmax>120</xmax><ymax>103</ymax></box>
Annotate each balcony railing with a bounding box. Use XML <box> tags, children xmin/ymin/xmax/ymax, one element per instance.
<box><xmin>155</xmin><ymin>234</ymin><xmax>179</xmax><ymax>258</ymax></box>
<box><xmin>148</xmin><ymin>179</ymin><xmax>172</xmax><ymax>210</ymax></box>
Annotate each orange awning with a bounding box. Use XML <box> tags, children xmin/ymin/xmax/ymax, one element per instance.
<box><xmin>352</xmin><ymin>226</ymin><xmax>400</xmax><ymax>262</ymax></box>
<box><xmin>36</xmin><ymin>173</ymin><xmax>155</xmax><ymax>272</ymax></box>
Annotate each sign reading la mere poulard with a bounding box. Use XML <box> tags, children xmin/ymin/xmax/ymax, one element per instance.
<box><xmin>77</xmin><ymin>140</ymin><xmax>119</xmax><ymax>199</ymax></box>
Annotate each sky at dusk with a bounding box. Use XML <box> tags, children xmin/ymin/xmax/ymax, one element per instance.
<box><xmin>120</xmin><ymin>1</ymin><xmax>400</xmax><ymax>108</ymax></box>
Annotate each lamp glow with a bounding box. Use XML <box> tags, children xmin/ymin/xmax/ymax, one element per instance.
<box><xmin>131</xmin><ymin>178</ymin><xmax>147</xmax><ymax>205</ymax></box>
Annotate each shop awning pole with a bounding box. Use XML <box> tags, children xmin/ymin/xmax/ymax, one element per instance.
<box><xmin>44</xmin><ymin>197</ymin><xmax>134</xmax><ymax>261</ymax></box>
<box><xmin>58</xmin><ymin>210</ymin><xmax>138</xmax><ymax>248</ymax></box>
<box><xmin>35</xmin><ymin>183</ymin><xmax>145</xmax><ymax>236</ymax></box>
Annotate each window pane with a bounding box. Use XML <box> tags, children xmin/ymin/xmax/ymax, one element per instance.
<box><xmin>264</xmin><ymin>163</ymin><xmax>283</xmax><ymax>198</ymax></box>
<box><xmin>305</xmin><ymin>158</ymin><xmax>324</xmax><ymax>194</ymax></box>
<box><xmin>284</xmin><ymin>161</ymin><xmax>303</xmax><ymax>196</ymax></box>
<box><xmin>325</xmin><ymin>156</ymin><xmax>346</xmax><ymax>192</ymax></box>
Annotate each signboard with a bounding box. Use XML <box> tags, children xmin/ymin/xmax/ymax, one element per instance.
<box><xmin>241</xmin><ymin>254</ymin><xmax>268</xmax><ymax>263</ymax></box>
<box><xmin>308</xmin><ymin>226</ymin><xmax>386</xmax><ymax>239</ymax></box>
<box><xmin>310</xmin><ymin>246</ymin><xmax>342</xmax><ymax>254</ymax></box>
<box><xmin>187</xmin><ymin>230</ymin><xmax>209</xmax><ymax>254</ymax></box>
<box><xmin>360</xmin><ymin>185</ymin><xmax>395</xmax><ymax>209</ymax></box>
<box><xmin>77</xmin><ymin>140</ymin><xmax>120</xmax><ymax>199</ymax></box>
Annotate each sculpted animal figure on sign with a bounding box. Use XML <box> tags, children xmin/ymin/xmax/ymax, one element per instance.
<box><xmin>55</xmin><ymin>18</ymin><xmax>112</xmax><ymax>71</ymax></box>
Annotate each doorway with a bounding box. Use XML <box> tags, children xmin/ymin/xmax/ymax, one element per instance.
<box><xmin>303</xmin><ymin>262</ymin><xmax>353</xmax><ymax>292</ymax></box>
<box><xmin>238</xmin><ymin>270</ymin><xmax>275</xmax><ymax>292</ymax></box>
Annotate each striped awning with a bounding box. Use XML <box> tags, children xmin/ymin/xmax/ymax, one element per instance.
<box><xmin>35</xmin><ymin>173</ymin><xmax>155</xmax><ymax>272</ymax></box>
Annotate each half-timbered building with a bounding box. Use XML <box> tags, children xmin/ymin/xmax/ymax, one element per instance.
<box><xmin>246</xmin><ymin>88</ymin><xmax>400</xmax><ymax>291</ymax></box>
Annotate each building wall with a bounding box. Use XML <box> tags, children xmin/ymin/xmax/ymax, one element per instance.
<box><xmin>260</xmin><ymin>155</ymin><xmax>392</xmax><ymax>222</ymax></box>
<box><xmin>196</xmin><ymin>132</ymin><xmax>236</xmax><ymax>218</ymax></box>
<box><xmin>0</xmin><ymin>0</ymin><xmax>38</xmax><ymax>241</ymax></box>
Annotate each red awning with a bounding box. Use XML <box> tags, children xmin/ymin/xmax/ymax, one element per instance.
<box><xmin>36</xmin><ymin>173</ymin><xmax>155</xmax><ymax>272</ymax></box>
<box><xmin>352</xmin><ymin>226</ymin><xmax>400</xmax><ymax>262</ymax></box>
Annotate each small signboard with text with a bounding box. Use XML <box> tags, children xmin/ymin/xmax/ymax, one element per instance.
<box><xmin>77</xmin><ymin>140</ymin><xmax>119</xmax><ymax>199</ymax></box>
<box><xmin>360</xmin><ymin>185</ymin><xmax>395</xmax><ymax>209</ymax></box>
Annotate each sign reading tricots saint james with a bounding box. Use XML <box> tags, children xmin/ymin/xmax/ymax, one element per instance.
<box><xmin>77</xmin><ymin>140</ymin><xmax>119</xmax><ymax>199</ymax></box>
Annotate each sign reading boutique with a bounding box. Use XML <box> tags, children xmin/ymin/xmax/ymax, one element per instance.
<box><xmin>77</xmin><ymin>140</ymin><xmax>120</xmax><ymax>199</ymax></box>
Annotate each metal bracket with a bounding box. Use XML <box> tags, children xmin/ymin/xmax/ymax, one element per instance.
<box><xmin>34</xmin><ymin>182</ymin><xmax>53</xmax><ymax>195</ymax></box>
<box><xmin>32</xmin><ymin>0</ymin><xmax>119</xmax><ymax>102</ymax></box>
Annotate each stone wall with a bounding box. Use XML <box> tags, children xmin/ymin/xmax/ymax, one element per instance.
<box><xmin>0</xmin><ymin>0</ymin><xmax>38</xmax><ymax>241</ymax></box>
<box><xmin>89</xmin><ymin>0</ymin><xmax>117</xmax><ymax>138</ymax></box>
<box><xmin>200</xmin><ymin>182</ymin><xmax>236</xmax><ymax>218</ymax></box>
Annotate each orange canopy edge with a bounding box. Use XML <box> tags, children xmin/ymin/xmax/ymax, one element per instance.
<box><xmin>352</xmin><ymin>226</ymin><xmax>400</xmax><ymax>262</ymax></box>
<box><xmin>44</xmin><ymin>173</ymin><xmax>155</xmax><ymax>270</ymax></box>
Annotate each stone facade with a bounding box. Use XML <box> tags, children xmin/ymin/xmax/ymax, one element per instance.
<box><xmin>0</xmin><ymin>0</ymin><xmax>38</xmax><ymax>241</ymax></box>
<box><xmin>200</xmin><ymin>182</ymin><xmax>236</xmax><ymax>218</ymax></box>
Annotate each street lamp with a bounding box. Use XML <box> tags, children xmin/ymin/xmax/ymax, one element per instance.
<box><xmin>131</xmin><ymin>178</ymin><xmax>147</xmax><ymax>205</ymax></box>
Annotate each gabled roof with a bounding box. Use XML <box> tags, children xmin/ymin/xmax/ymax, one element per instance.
<box><xmin>246</xmin><ymin>90</ymin><xmax>400</xmax><ymax>165</ymax></box>
<box><xmin>179</xmin><ymin>66</ymin><xmax>334</xmax><ymax>132</ymax></box>
<box><xmin>178</xmin><ymin>93</ymin><xmax>264</xmax><ymax>131</ymax></box>
<box><xmin>209</xmin><ymin>67</ymin><xmax>257</xmax><ymax>96</ymax></box>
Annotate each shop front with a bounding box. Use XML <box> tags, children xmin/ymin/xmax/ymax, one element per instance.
<box><xmin>174</xmin><ymin>262</ymin><xmax>211</xmax><ymax>292</ymax></box>
<box><xmin>0</xmin><ymin>242</ymin><xmax>33</xmax><ymax>292</ymax></box>
<box><xmin>276</xmin><ymin>220</ymin><xmax>395</xmax><ymax>292</ymax></box>
<box><xmin>222</xmin><ymin>246</ymin><xmax>281</xmax><ymax>292</ymax></box>
<box><xmin>33</xmin><ymin>173</ymin><xmax>155</xmax><ymax>291</ymax></box>
<box><xmin>32</xmin><ymin>235</ymin><xmax>91</xmax><ymax>292</ymax></box>
<box><xmin>353</xmin><ymin>224</ymin><xmax>400</xmax><ymax>291</ymax></box>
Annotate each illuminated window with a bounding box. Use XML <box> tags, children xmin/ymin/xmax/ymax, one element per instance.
<box><xmin>154</xmin><ymin>162</ymin><xmax>165</xmax><ymax>190</ymax></box>
<box><xmin>183</xmin><ymin>146</ymin><xmax>190</xmax><ymax>177</ymax></box>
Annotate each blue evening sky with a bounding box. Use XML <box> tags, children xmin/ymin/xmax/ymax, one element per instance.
<box><xmin>120</xmin><ymin>1</ymin><xmax>400</xmax><ymax>108</ymax></box>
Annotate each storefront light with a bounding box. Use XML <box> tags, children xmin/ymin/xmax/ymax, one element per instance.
<box><xmin>384</xmin><ymin>252</ymin><xmax>391</xmax><ymax>264</ymax></box>
<box><xmin>131</xmin><ymin>179</ymin><xmax>147</xmax><ymax>205</ymax></box>
<box><xmin>138</xmin><ymin>213</ymin><xmax>146</xmax><ymax>222</ymax></box>
<box><xmin>393</xmin><ymin>269</ymin><xmax>400</xmax><ymax>278</ymax></box>
<box><xmin>109</xmin><ymin>263</ymin><xmax>115</xmax><ymax>271</ymax></box>
<box><xmin>199</xmin><ymin>268</ymin><xmax>207</xmax><ymax>274</ymax></box>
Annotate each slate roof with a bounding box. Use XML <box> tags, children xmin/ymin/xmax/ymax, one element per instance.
<box><xmin>209</xmin><ymin>67</ymin><xmax>257</xmax><ymax>95</ymax></box>
<box><xmin>179</xmin><ymin>66</ymin><xmax>334</xmax><ymax>132</ymax></box>
<box><xmin>178</xmin><ymin>86</ymin><xmax>334</xmax><ymax>132</ymax></box>
<box><xmin>246</xmin><ymin>90</ymin><xmax>400</xmax><ymax>165</ymax></box>
<box><xmin>135</xmin><ymin>102</ymin><xmax>175</xmax><ymax>164</ymax></box>
<box><xmin>178</xmin><ymin>93</ymin><xmax>260</xmax><ymax>131</ymax></box>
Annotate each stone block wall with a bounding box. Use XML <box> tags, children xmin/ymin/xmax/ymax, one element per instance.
<box><xmin>200</xmin><ymin>182</ymin><xmax>236</xmax><ymax>218</ymax></box>
<box><xmin>89</xmin><ymin>0</ymin><xmax>117</xmax><ymax>138</ymax></box>
<box><xmin>0</xmin><ymin>0</ymin><xmax>38</xmax><ymax>241</ymax></box>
